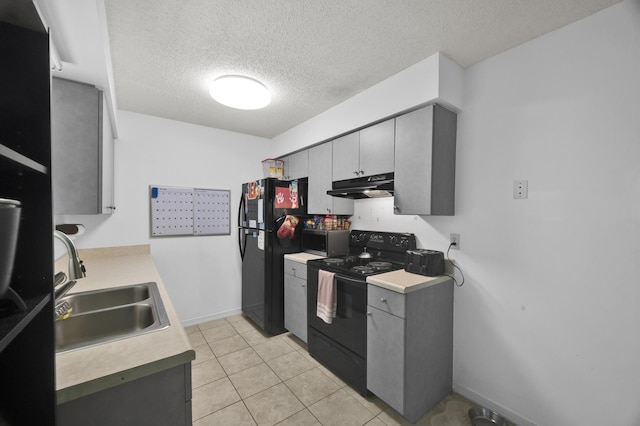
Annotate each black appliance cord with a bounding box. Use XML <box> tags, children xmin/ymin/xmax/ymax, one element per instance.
<box><xmin>445</xmin><ymin>242</ymin><xmax>465</xmax><ymax>287</ymax></box>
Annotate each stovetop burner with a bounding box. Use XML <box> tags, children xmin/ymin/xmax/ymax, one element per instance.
<box><xmin>351</xmin><ymin>265</ymin><xmax>375</xmax><ymax>275</ymax></box>
<box><xmin>323</xmin><ymin>258</ymin><xmax>345</xmax><ymax>266</ymax></box>
<box><xmin>368</xmin><ymin>261</ymin><xmax>392</xmax><ymax>271</ymax></box>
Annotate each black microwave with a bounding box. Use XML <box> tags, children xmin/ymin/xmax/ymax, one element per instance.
<box><xmin>302</xmin><ymin>229</ymin><xmax>349</xmax><ymax>257</ymax></box>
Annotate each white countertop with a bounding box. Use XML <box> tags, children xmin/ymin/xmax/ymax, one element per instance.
<box><xmin>284</xmin><ymin>252</ymin><xmax>325</xmax><ymax>263</ymax></box>
<box><xmin>55</xmin><ymin>245</ymin><xmax>195</xmax><ymax>404</ymax></box>
<box><xmin>367</xmin><ymin>269</ymin><xmax>452</xmax><ymax>294</ymax></box>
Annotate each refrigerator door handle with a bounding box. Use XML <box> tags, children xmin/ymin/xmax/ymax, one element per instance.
<box><xmin>238</xmin><ymin>195</ymin><xmax>246</xmax><ymax>259</ymax></box>
<box><xmin>239</xmin><ymin>228</ymin><xmax>247</xmax><ymax>260</ymax></box>
<box><xmin>237</xmin><ymin>193</ymin><xmax>245</xmax><ymax>228</ymax></box>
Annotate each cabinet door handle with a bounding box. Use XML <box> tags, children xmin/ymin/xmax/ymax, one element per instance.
<box><xmin>359</xmin><ymin>170</ymin><xmax>364</xmax><ymax>175</ymax></box>
<box><xmin>353</xmin><ymin>171</ymin><xmax>359</xmax><ymax>175</ymax></box>
<box><xmin>380</xmin><ymin>298</ymin><xmax>387</xmax><ymax>303</ymax></box>
<box><xmin>302</xmin><ymin>284</ymin><xmax>306</xmax><ymax>288</ymax></box>
<box><xmin>366</xmin><ymin>312</ymin><xmax>372</xmax><ymax>316</ymax></box>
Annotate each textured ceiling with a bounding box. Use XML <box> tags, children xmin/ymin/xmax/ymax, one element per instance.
<box><xmin>104</xmin><ymin>0</ymin><xmax>621</xmax><ymax>138</ymax></box>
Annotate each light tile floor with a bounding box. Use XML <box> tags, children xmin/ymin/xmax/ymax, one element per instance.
<box><xmin>186</xmin><ymin>314</ymin><xmax>482</xmax><ymax>426</ymax></box>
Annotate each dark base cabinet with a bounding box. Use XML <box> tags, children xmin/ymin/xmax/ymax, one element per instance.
<box><xmin>0</xmin><ymin>1</ymin><xmax>55</xmax><ymax>424</ymax></box>
<box><xmin>57</xmin><ymin>363</ymin><xmax>193</xmax><ymax>426</ymax></box>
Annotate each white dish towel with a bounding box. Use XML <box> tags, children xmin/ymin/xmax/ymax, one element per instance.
<box><xmin>316</xmin><ymin>270</ymin><xmax>336</xmax><ymax>324</ymax></box>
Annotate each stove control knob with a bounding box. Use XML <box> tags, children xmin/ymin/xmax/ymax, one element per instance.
<box><xmin>400</xmin><ymin>238</ymin><xmax>409</xmax><ymax>248</ymax></box>
<box><xmin>389</xmin><ymin>235</ymin><xmax>398</xmax><ymax>245</ymax></box>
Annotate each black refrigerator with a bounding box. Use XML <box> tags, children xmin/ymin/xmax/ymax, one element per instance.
<box><xmin>238</xmin><ymin>178</ymin><xmax>307</xmax><ymax>335</ymax></box>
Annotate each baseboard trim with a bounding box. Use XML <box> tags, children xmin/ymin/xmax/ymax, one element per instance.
<box><xmin>181</xmin><ymin>308</ymin><xmax>242</xmax><ymax>327</ymax></box>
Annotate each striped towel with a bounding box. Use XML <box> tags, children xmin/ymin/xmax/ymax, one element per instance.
<box><xmin>317</xmin><ymin>270</ymin><xmax>336</xmax><ymax>324</ymax></box>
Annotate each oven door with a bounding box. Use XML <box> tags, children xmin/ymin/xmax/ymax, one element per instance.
<box><xmin>307</xmin><ymin>265</ymin><xmax>368</xmax><ymax>358</ymax></box>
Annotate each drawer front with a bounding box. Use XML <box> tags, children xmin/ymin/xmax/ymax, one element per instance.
<box><xmin>368</xmin><ymin>285</ymin><xmax>405</xmax><ymax>318</ymax></box>
<box><xmin>284</xmin><ymin>259</ymin><xmax>307</xmax><ymax>279</ymax></box>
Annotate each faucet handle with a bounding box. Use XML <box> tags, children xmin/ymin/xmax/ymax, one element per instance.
<box><xmin>54</xmin><ymin>271</ymin><xmax>67</xmax><ymax>287</ymax></box>
<box><xmin>80</xmin><ymin>260</ymin><xmax>86</xmax><ymax>277</ymax></box>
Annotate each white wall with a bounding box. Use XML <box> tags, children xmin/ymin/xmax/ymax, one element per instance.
<box><xmin>59</xmin><ymin>111</ymin><xmax>269</xmax><ymax>324</ymax></box>
<box><xmin>352</xmin><ymin>2</ymin><xmax>640</xmax><ymax>425</ymax></box>
<box><xmin>273</xmin><ymin>1</ymin><xmax>640</xmax><ymax>425</ymax></box>
<box><xmin>450</xmin><ymin>1</ymin><xmax>640</xmax><ymax>424</ymax></box>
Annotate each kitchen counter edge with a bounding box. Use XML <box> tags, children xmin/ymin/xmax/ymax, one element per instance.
<box><xmin>55</xmin><ymin>245</ymin><xmax>195</xmax><ymax>405</ymax></box>
<box><xmin>284</xmin><ymin>252</ymin><xmax>326</xmax><ymax>263</ymax></box>
<box><xmin>366</xmin><ymin>269</ymin><xmax>452</xmax><ymax>294</ymax></box>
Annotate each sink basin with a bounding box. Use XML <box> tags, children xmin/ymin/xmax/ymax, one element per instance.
<box><xmin>60</xmin><ymin>283</ymin><xmax>151</xmax><ymax>314</ymax></box>
<box><xmin>55</xmin><ymin>282</ymin><xmax>170</xmax><ymax>353</ymax></box>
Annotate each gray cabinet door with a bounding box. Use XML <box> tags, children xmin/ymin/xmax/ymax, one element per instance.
<box><xmin>367</xmin><ymin>305</ymin><xmax>405</xmax><ymax>414</ymax></box>
<box><xmin>359</xmin><ymin>118</ymin><xmax>395</xmax><ymax>176</ymax></box>
<box><xmin>284</xmin><ymin>259</ymin><xmax>307</xmax><ymax>343</ymax></box>
<box><xmin>394</xmin><ymin>106</ymin><xmax>433</xmax><ymax>215</ymax></box>
<box><xmin>100</xmin><ymin>105</ymin><xmax>115</xmax><ymax>214</ymax></box>
<box><xmin>308</xmin><ymin>142</ymin><xmax>333</xmax><ymax>214</ymax></box>
<box><xmin>394</xmin><ymin>105</ymin><xmax>456</xmax><ymax>216</ymax></box>
<box><xmin>283</xmin><ymin>150</ymin><xmax>309</xmax><ymax>180</ymax></box>
<box><xmin>52</xmin><ymin>78</ymin><xmax>103</xmax><ymax>215</ymax></box>
<box><xmin>332</xmin><ymin>132</ymin><xmax>359</xmax><ymax>182</ymax></box>
<box><xmin>308</xmin><ymin>142</ymin><xmax>353</xmax><ymax>215</ymax></box>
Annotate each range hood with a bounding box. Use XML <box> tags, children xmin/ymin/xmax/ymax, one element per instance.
<box><xmin>327</xmin><ymin>173</ymin><xmax>394</xmax><ymax>199</ymax></box>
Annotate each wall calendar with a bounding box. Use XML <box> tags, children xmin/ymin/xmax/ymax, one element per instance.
<box><xmin>150</xmin><ymin>185</ymin><xmax>230</xmax><ymax>237</ymax></box>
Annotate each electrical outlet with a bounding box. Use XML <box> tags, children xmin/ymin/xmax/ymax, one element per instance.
<box><xmin>450</xmin><ymin>233</ymin><xmax>460</xmax><ymax>250</ymax></box>
<box><xmin>513</xmin><ymin>180</ymin><xmax>528</xmax><ymax>199</ymax></box>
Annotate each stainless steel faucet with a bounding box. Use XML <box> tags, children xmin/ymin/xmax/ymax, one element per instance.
<box><xmin>54</xmin><ymin>230</ymin><xmax>85</xmax><ymax>280</ymax></box>
<box><xmin>54</xmin><ymin>230</ymin><xmax>86</xmax><ymax>320</ymax></box>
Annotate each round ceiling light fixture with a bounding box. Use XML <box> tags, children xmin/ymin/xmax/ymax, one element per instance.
<box><xmin>209</xmin><ymin>75</ymin><xmax>271</xmax><ymax>110</ymax></box>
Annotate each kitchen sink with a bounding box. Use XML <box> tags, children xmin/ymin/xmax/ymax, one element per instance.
<box><xmin>55</xmin><ymin>282</ymin><xmax>170</xmax><ymax>353</ymax></box>
<box><xmin>59</xmin><ymin>283</ymin><xmax>151</xmax><ymax>314</ymax></box>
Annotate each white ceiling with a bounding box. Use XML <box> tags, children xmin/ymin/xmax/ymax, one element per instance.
<box><xmin>46</xmin><ymin>0</ymin><xmax>622</xmax><ymax>139</ymax></box>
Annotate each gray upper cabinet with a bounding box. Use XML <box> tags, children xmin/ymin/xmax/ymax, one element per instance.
<box><xmin>332</xmin><ymin>132</ymin><xmax>359</xmax><ymax>181</ymax></box>
<box><xmin>308</xmin><ymin>142</ymin><xmax>353</xmax><ymax>215</ymax></box>
<box><xmin>359</xmin><ymin>118</ymin><xmax>395</xmax><ymax>176</ymax></box>
<box><xmin>52</xmin><ymin>77</ymin><xmax>115</xmax><ymax>215</ymax></box>
<box><xmin>282</xmin><ymin>149</ymin><xmax>309</xmax><ymax>180</ymax></box>
<box><xmin>332</xmin><ymin>118</ymin><xmax>395</xmax><ymax>182</ymax></box>
<box><xmin>394</xmin><ymin>105</ymin><xmax>457</xmax><ymax>216</ymax></box>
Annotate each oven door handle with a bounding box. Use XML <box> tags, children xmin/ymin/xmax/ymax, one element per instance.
<box><xmin>331</xmin><ymin>273</ymin><xmax>368</xmax><ymax>287</ymax></box>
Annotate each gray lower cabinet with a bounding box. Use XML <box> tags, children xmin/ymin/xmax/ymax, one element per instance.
<box><xmin>367</xmin><ymin>281</ymin><xmax>453</xmax><ymax>423</ymax></box>
<box><xmin>308</xmin><ymin>142</ymin><xmax>353</xmax><ymax>215</ymax></box>
<box><xmin>394</xmin><ymin>104</ymin><xmax>457</xmax><ymax>216</ymax></box>
<box><xmin>52</xmin><ymin>77</ymin><xmax>115</xmax><ymax>215</ymax></box>
<box><xmin>284</xmin><ymin>259</ymin><xmax>308</xmax><ymax>342</ymax></box>
<box><xmin>57</xmin><ymin>363</ymin><xmax>192</xmax><ymax>426</ymax></box>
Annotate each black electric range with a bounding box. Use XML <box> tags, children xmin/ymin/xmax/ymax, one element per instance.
<box><xmin>308</xmin><ymin>230</ymin><xmax>416</xmax><ymax>277</ymax></box>
<box><xmin>306</xmin><ymin>230</ymin><xmax>416</xmax><ymax>395</ymax></box>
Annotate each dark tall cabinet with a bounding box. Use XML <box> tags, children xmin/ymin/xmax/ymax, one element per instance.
<box><xmin>0</xmin><ymin>1</ymin><xmax>55</xmax><ymax>424</ymax></box>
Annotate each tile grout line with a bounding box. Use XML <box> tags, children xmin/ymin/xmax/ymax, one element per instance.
<box><xmin>191</xmin><ymin>317</ymin><xmax>375</xmax><ymax>425</ymax></box>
